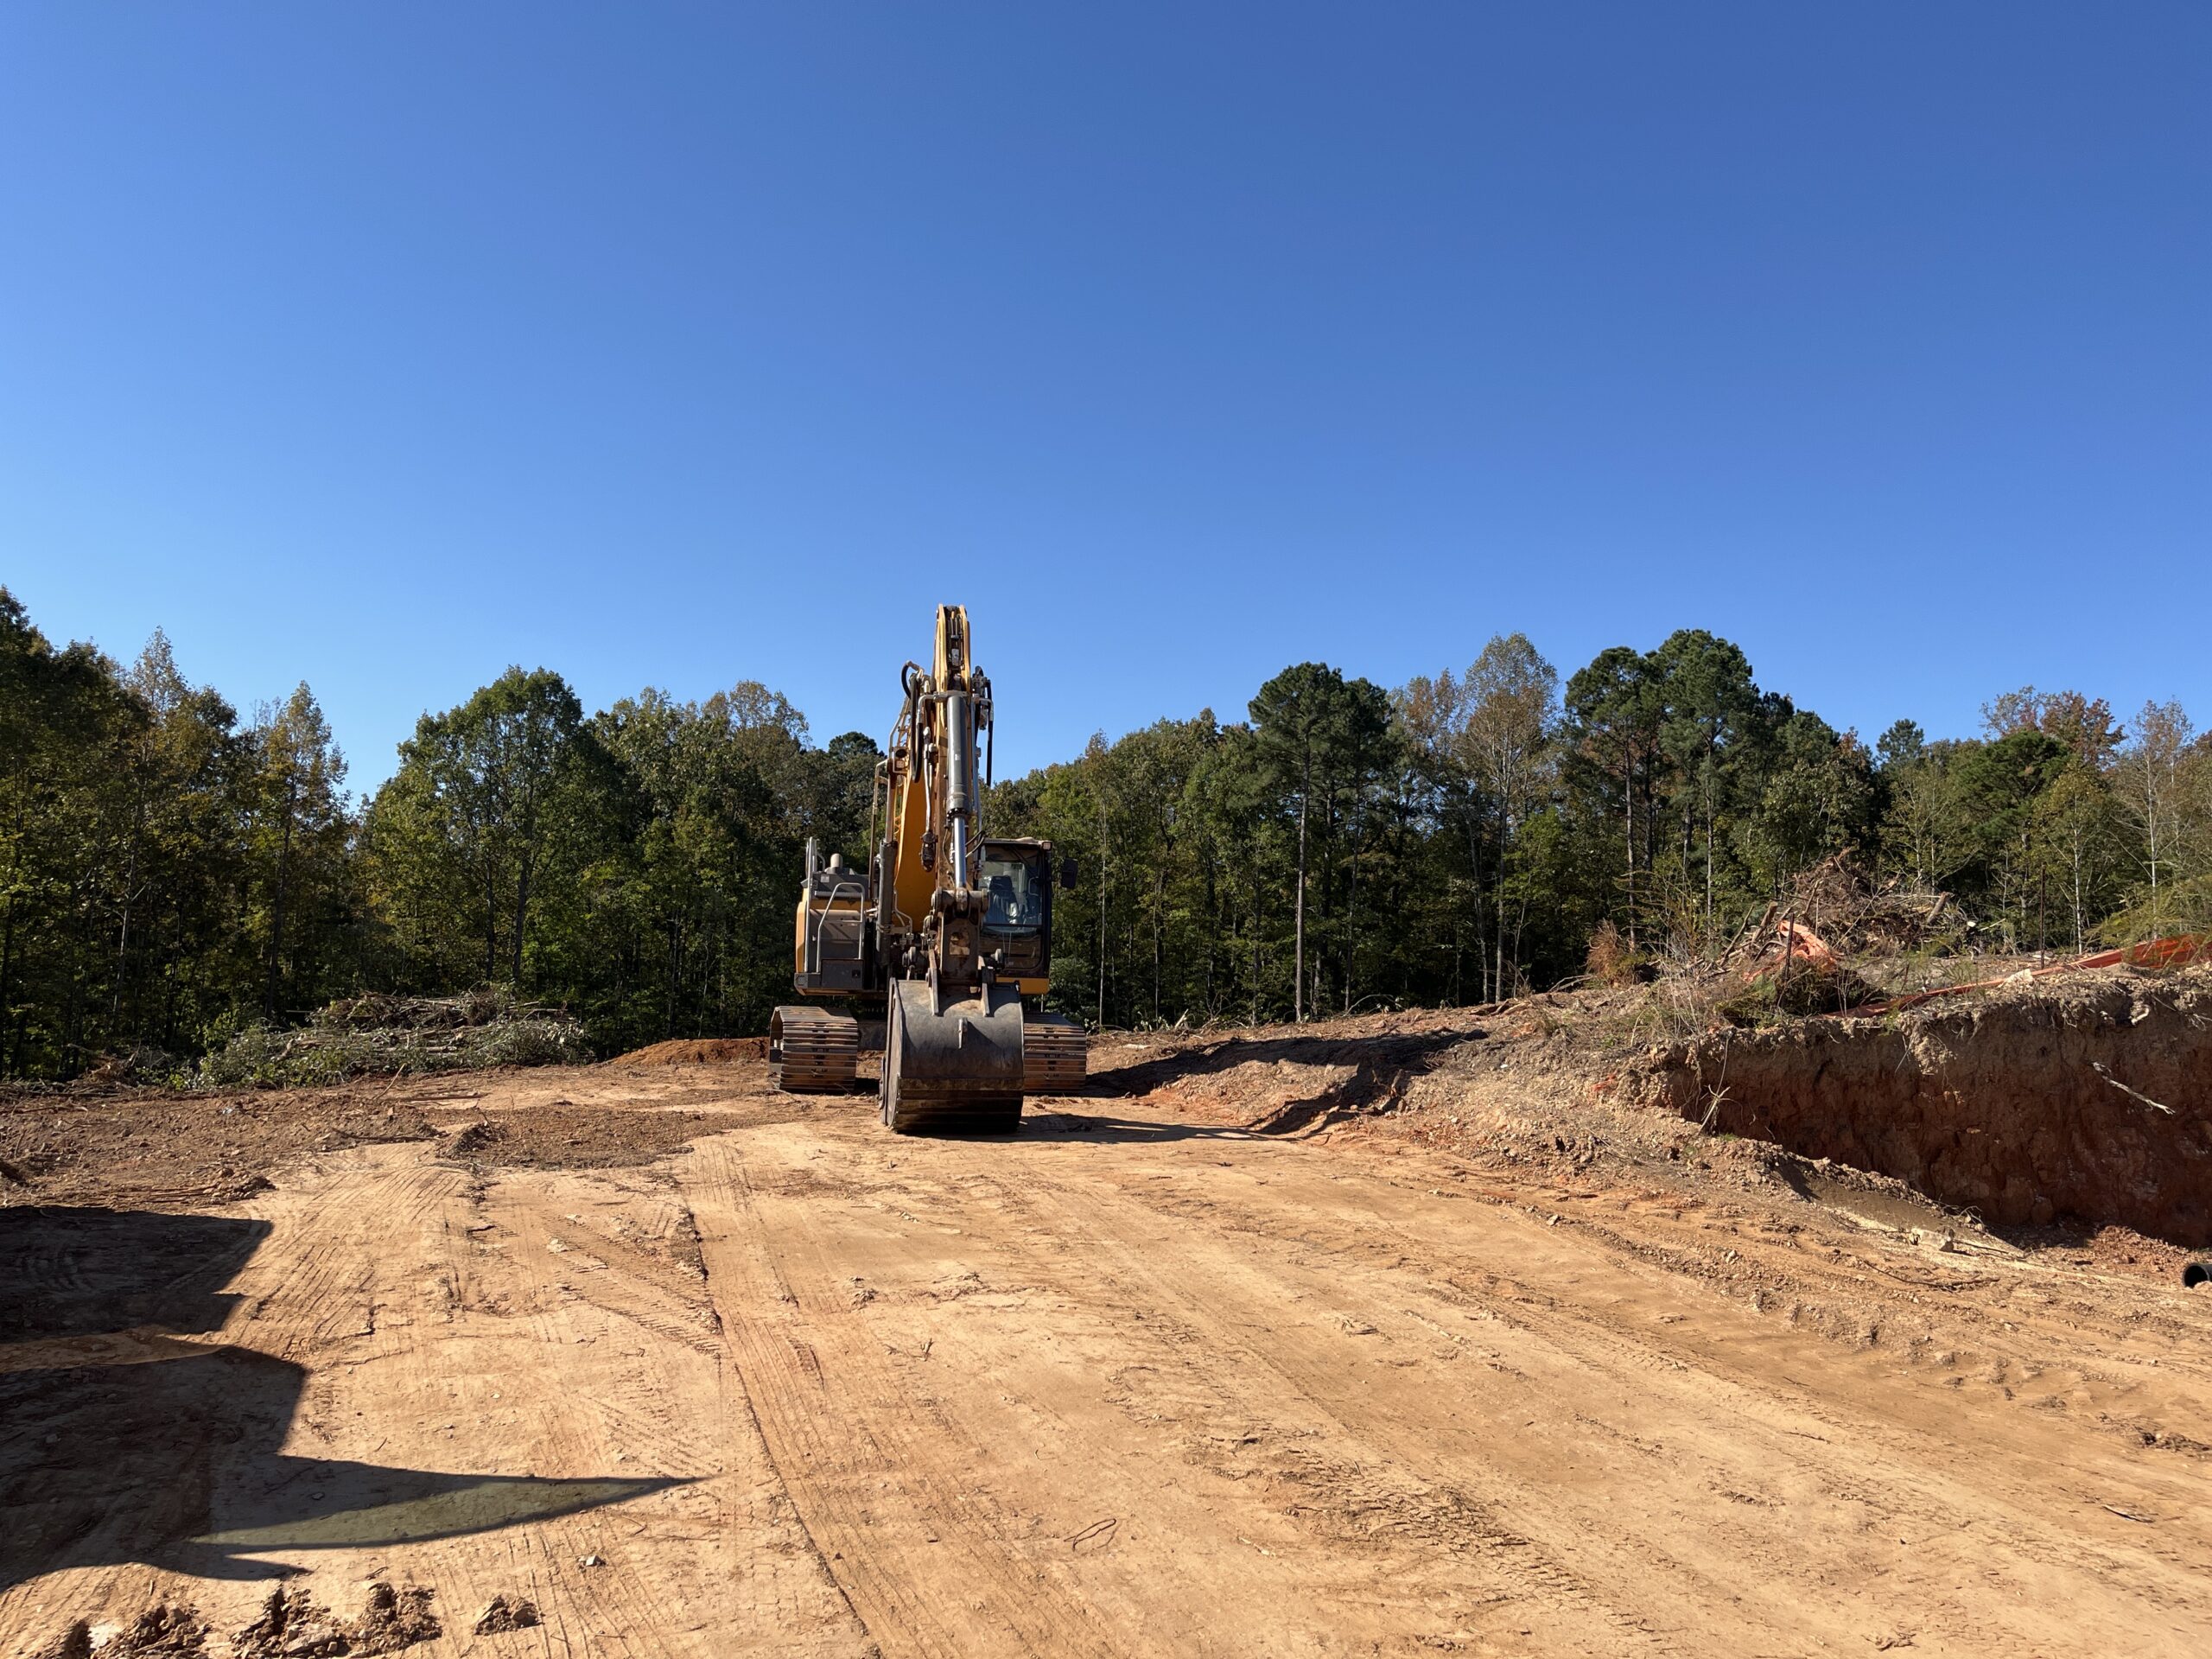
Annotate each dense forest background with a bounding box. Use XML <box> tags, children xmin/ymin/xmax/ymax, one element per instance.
<box><xmin>4</xmin><ymin>583</ymin><xmax>2208</xmax><ymax>1077</ymax></box>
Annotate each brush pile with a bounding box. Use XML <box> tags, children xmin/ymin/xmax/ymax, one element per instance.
<box><xmin>1712</xmin><ymin>855</ymin><xmax>1957</xmax><ymax>1020</ymax></box>
<box><xmin>1762</xmin><ymin>852</ymin><xmax>1962</xmax><ymax>958</ymax></box>
<box><xmin>198</xmin><ymin>988</ymin><xmax>592</xmax><ymax>1088</ymax></box>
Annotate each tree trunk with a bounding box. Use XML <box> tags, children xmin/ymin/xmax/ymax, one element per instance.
<box><xmin>113</xmin><ymin>812</ymin><xmax>144</xmax><ymax>1028</ymax></box>
<box><xmin>667</xmin><ymin>918</ymin><xmax>682</xmax><ymax>1039</ymax></box>
<box><xmin>1465</xmin><ymin>804</ymin><xmax>1490</xmax><ymax>1004</ymax></box>
<box><xmin>1294</xmin><ymin>748</ymin><xmax>1310</xmax><ymax>1021</ymax></box>
<box><xmin>1623</xmin><ymin>760</ymin><xmax>1637</xmax><ymax>950</ymax></box>
<box><xmin>1096</xmin><ymin>799</ymin><xmax>1108</xmax><ymax>1029</ymax></box>
<box><xmin>1493</xmin><ymin>788</ymin><xmax>1509</xmax><ymax>1001</ymax></box>
<box><xmin>1704</xmin><ymin>751</ymin><xmax>1717</xmax><ymax>936</ymax></box>
<box><xmin>1201</xmin><ymin>850</ymin><xmax>1217</xmax><ymax>1015</ymax></box>
<box><xmin>483</xmin><ymin>856</ymin><xmax>500</xmax><ymax>984</ymax></box>
<box><xmin>1152</xmin><ymin>866</ymin><xmax>1165</xmax><ymax>1024</ymax></box>
<box><xmin>0</xmin><ymin>898</ymin><xmax>14</xmax><ymax>1079</ymax></box>
<box><xmin>1343</xmin><ymin>823</ymin><xmax>1357</xmax><ymax>1014</ymax></box>
<box><xmin>1250</xmin><ymin>850</ymin><xmax>1262</xmax><ymax>1026</ymax></box>
<box><xmin>1495</xmin><ymin>864</ymin><xmax>1508</xmax><ymax>1004</ymax></box>
<box><xmin>512</xmin><ymin>850</ymin><xmax>531</xmax><ymax>987</ymax></box>
<box><xmin>265</xmin><ymin>775</ymin><xmax>296</xmax><ymax>1020</ymax></box>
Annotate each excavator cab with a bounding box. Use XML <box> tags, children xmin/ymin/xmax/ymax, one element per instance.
<box><xmin>977</xmin><ymin>839</ymin><xmax>1053</xmax><ymax>985</ymax></box>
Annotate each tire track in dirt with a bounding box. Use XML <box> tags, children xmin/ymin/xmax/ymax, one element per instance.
<box><xmin>683</xmin><ymin>1135</ymin><xmax>1125</xmax><ymax>1659</ymax></box>
<box><xmin>702</xmin><ymin>1125</ymin><xmax>1652</xmax><ymax>1654</ymax></box>
<box><xmin>1038</xmin><ymin>1148</ymin><xmax>2212</xmax><ymax>1654</ymax></box>
<box><xmin>460</xmin><ymin>1166</ymin><xmax>864</xmax><ymax>1656</ymax></box>
<box><xmin>950</xmin><ymin>1160</ymin><xmax>1681</xmax><ymax>1655</ymax></box>
<box><xmin>0</xmin><ymin>1139</ymin><xmax>868</xmax><ymax>1658</ymax></box>
<box><xmin>717</xmin><ymin>1109</ymin><xmax>2205</xmax><ymax>1655</ymax></box>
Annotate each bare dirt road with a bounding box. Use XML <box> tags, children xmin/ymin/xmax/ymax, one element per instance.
<box><xmin>6</xmin><ymin>1017</ymin><xmax>2211</xmax><ymax>1656</ymax></box>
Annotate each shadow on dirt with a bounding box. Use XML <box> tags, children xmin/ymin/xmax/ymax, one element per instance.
<box><xmin>1053</xmin><ymin>1026</ymin><xmax>1485</xmax><ymax>1139</ymax></box>
<box><xmin>1085</xmin><ymin>1027</ymin><xmax>1481</xmax><ymax>1099</ymax></box>
<box><xmin>0</xmin><ymin>1205</ymin><xmax>677</xmax><ymax>1590</ymax></box>
<box><xmin>1020</xmin><ymin>1111</ymin><xmax>1262</xmax><ymax>1143</ymax></box>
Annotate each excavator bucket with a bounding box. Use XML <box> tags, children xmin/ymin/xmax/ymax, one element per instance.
<box><xmin>881</xmin><ymin>980</ymin><xmax>1025</xmax><ymax>1134</ymax></box>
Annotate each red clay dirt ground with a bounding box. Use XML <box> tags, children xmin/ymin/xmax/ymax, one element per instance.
<box><xmin>3</xmin><ymin>988</ymin><xmax>2210</xmax><ymax>1656</ymax></box>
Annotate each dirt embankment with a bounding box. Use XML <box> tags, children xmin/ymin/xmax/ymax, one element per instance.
<box><xmin>1633</xmin><ymin>968</ymin><xmax>2212</xmax><ymax>1243</ymax></box>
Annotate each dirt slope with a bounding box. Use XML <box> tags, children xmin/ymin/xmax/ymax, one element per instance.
<box><xmin>4</xmin><ymin>1025</ymin><xmax>2210</xmax><ymax>1656</ymax></box>
<box><xmin>1633</xmin><ymin>967</ymin><xmax>2212</xmax><ymax>1241</ymax></box>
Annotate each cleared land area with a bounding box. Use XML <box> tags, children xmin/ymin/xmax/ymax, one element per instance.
<box><xmin>5</xmin><ymin>982</ymin><xmax>2211</xmax><ymax>1656</ymax></box>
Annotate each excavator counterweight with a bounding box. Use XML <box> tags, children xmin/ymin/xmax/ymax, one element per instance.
<box><xmin>767</xmin><ymin>605</ymin><xmax>1085</xmax><ymax>1132</ymax></box>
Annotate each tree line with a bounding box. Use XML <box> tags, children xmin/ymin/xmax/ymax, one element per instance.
<box><xmin>1000</xmin><ymin>637</ymin><xmax>2211</xmax><ymax>1032</ymax></box>
<box><xmin>3</xmin><ymin>584</ymin><xmax>2207</xmax><ymax>1077</ymax></box>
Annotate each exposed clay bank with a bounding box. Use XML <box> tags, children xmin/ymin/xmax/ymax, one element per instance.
<box><xmin>1634</xmin><ymin>969</ymin><xmax>2212</xmax><ymax>1244</ymax></box>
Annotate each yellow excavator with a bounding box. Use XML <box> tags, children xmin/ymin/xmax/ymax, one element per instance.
<box><xmin>767</xmin><ymin>605</ymin><xmax>1087</xmax><ymax>1131</ymax></box>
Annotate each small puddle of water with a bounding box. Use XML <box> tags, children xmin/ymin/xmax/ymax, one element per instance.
<box><xmin>1781</xmin><ymin>1166</ymin><xmax>1955</xmax><ymax>1233</ymax></box>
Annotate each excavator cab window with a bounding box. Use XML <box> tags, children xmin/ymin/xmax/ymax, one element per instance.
<box><xmin>979</xmin><ymin>851</ymin><xmax>1047</xmax><ymax>932</ymax></box>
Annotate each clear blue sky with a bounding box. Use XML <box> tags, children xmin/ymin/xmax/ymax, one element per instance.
<box><xmin>4</xmin><ymin>4</ymin><xmax>2207</xmax><ymax>791</ymax></box>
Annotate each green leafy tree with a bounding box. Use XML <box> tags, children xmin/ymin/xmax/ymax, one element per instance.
<box><xmin>2031</xmin><ymin>763</ymin><xmax>2126</xmax><ymax>952</ymax></box>
<box><xmin>1398</xmin><ymin>634</ymin><xmax>1559</xmax><ymax>999</ymax></box>
<box><xmin>2112</xmin><ymin>701</ymin><xmax>2196</xmax><ymax>939</ymax></box>
<box><xmin>1563</xmin><ymin>647</ymin><xmax>1663</xmax><ymax>949</ymax></box>
<box><xmin>1950</xmin><ymin>728</ymin><xmax>2074</xmax><ymax>950</ymax></box>
<box><xmin>248</xmin><ymin>684</ymin><xmax>351</xmax><ymax>1018</ymax></box>
<box><xmin>1249</xmin><ymin>664</ymin><xmax>1389</xmax><ymax>1020</ymax></box>
<box><xmin>378</xmin><ymin>668</ymin><xmax>606</xmax><ymax>988</ymax></box>
<box><xmin>1649</xmin><ymin>630</ymin><xmax>1758</xmax><ymax>935</ymax></box>
<box><xmin>1739</xmin><ymin>711</ymin><xmax>1876</xmax><ymax>893</ymax></box>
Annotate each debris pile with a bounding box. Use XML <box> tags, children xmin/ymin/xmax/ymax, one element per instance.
<box><xmin>1715</xmin><ymin>855</ymin><xmax>1949</xmax><ymax>1018</ymax></box>
<box><xmin>1768</xmin><ymin>853</ymin><xmax>1960</xmax><ymax>957</ymax></box>
<box><xmin>199</xmin><ymin>989</ymin><xmax>591</xmax><ymax>1089</ymax></box>
<box><xmin>1719</xmin><ymin>914</ymin><xmax>1878</xmax><ymax>1019</ymax></box>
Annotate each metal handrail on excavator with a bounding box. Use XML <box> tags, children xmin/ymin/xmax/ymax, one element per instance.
<box><xmin>805</xmin><ymin>879</ymin><xmax>867</xmax><ymax>978</ymax></box>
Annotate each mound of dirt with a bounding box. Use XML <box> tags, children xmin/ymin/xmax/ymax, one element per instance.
<box><xmin>349</xmin><ymin>1583</ymin><xmax>441</xmax><ymax>1655</ymax></box>
<box><xmin>472</xmin><ymin>1597</ymin><xmax>541</xmax><ymax>1636</ymax></box>
<box><xmin>229</xmin><ymin>1584</ymin><xmax>438</xmax><ymax>1658</ymax></box>
<box><xmin>445</xmin><ymin>1120</ymin><xmax>508</xmax><ymax>1156</ymax></box>
<box><xmin>18</xmin><ymin>1612</ymin><xmax>210</xmax><ymax>1659</ymax></box>
<box><xmin>615</xmin><ymin>1037</ymin><xmax>767</xmax><ymax>1067</ymax></box>
<box><xmin>0</xmin><ymin>1074</ymin><xmax>762</xmax><ymax>1207</ymax></box>
<box><xmin>231</xmin><ymin>1590</ymin><xmax>346</xmax><ymax>1658</ymax></box>
<box><xmin>436</xmin><ymin>1105</ymin><xmax>745</xmax><ymax>1171</ymax></box>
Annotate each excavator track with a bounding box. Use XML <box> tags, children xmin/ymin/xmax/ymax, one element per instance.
<box><xmin>768</xmin><ymin>1005</ymin><xmax>860</xmax><ymax>1092</ymax></box>
<box><xmin>1021</xmin><ymin>1013</ymin><xmax>1089</xmax><ymax>1096</ymax></box>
